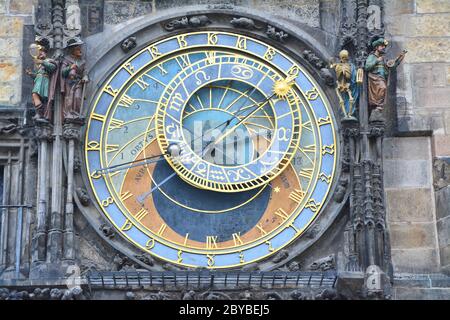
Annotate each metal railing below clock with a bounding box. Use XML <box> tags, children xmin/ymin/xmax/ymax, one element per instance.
<box><xmin>86</xmin><ymin>270</ymin><xmax>337</xmax><ymax>290</ymax></box>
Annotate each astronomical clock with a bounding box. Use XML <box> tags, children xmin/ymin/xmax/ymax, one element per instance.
<box><xmin>82</xmin><ymin>30</ymin><xmax>339</xmax><ymax>270</ymax></box>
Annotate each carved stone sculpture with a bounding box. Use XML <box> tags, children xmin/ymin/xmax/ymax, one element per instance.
<box><xmin>26</xmin><ymin>43</ymin><xmax>57</xmax><ymax>122</ymax></box>
<box><xmin>365</xmin><ymin>38</ymin><xmax>406</xmax><ymax>116</ymax></box>
<box><xmin>61</xmin><ymin>39</ymin><xmax>88</xmax><ymax>122</ymax></box>
<box><xmin>330</xmin><ymin>50</ymin><xmax>362</xmax><ymax>118</ymax></box>
<box><xmin>230</xmin><ymin>17</ymin><xmax>263</xmax><ymax>30</ymax></box>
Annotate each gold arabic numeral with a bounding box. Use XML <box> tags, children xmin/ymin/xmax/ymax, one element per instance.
<box><xmin>207</xmin><ymin>254</ymin><xmax>215</xmax><ymax>268</ymax></box>
<box><xmin>120</xmin><ymin>191</ymin><xmax>133</xmax><ymax>202</ymax></box>
<box><xmin>108</xmin><ymin>118</ymin><xmax>125</xmax><ymax>131</ymax></box>
<box><xmin>205</xmin><ymin>51</ymin><xmax>216</xmax><ymax>65</ymax></box>
<box><xmin>289</xmin><ymin>189</ymin><xmax>306</xmax><ymax>204</ymax></box>
<box><xmin>124</xmin><ymin>62</ymin><xmax>135</xmax><ymax>75</ymax></box>
<box><xmin>322</xmin><ymin>144</ymin><xmax>335</xmax><ymax>155</ymax></box>
<box><xmin>145</xmin><ymin>238</ymin><xmax>155</xmax><ymax>250</ymax></box>
<box><xmin>118</xmin><ymin>94</ymin><xmax>135</xmax><ymax>108</ymax></box>
<box><xmin>106</xmin><ymin>144</ymin><xmax>119</xmax><ymax>153</ymax></box>
<box><xmin>157</xmin><ymin>223</ymin><xmax>167</xmax><ymax>236</ymax></box>
<box><xmin>207</xmin><ymin>33</ymin><xmax>218</xmax><ymax>45</ymax></box>
<box><xmin>101</xmin><ymin>197</ymin><xmax>114</xmax><ymax>207</ymax></box>
<box><xmin>319</xmin><ymin>172</ymin><xmax>332</xmax><ymax>184</ymax></box>
<box><xmin>236</xmin><ymin>36</ymin><xmax>247</xmax><ymax>50</ymax></box>
<box><xmin>177</xmin><ymin>250</ymin><xmax>183</xmax><ymax>263</ymax></box>
<box><xmin>177</xmin><ymin>35</ymin><xmax>188</xmax><ymax>48</ymax></box>
<box><xmin>305</xmin><ymin>88</ymin><xmax>319</xmax><ymax>101</ymax></box>
<box><xmin>120</xmin><ymin>219</ymin><xmax>133</xmax><ymax>231</ymax></box>
<box><xmin>232</xmin><ymin>233</ymin><xmax>244</xmax><ymax>247</ymax></box>
<box><xmin>148</xmin><ymin>46</ymin><xmax>162</xmax><ymax>59</ymax></box>
<box><xmin>257</xmin><ymin>224</ymin><xmax>268</xmax><ymax>236</ymax></box>
<box><xmin>169</xmin><ymin>92</ymin><xmax>184</xmax><ymax>112</ymax></box>
<box><xmin>239</xmin><ymin>252</ymin><xmax>245</xmax><ymax>264</ymax></box>
<box><xmin>135</xmin><ymin>76</ymin><xmax>150</xmax><ymax>90</ymax></box>
<box><xmin>318</xmin><ymin>116</ymin><xmax>332</xmax><ymax>126</ymax></box>
<box><xmin>86</xmin><ymin>140</ymin><xmax>100</xmax><ymax>151</ymax></box>
<box><xmin>264</xmin><ymin>48</ymin><xmax>276</xmax><ymax>61</ymax></box>
<box><xmin>91</xmin><ymin>113</ymin><xmax>106</xmax><ymax>122</ymax></box>
<box><xmin>206</xmin><ymin>236</ymin><xmax>219</xmax><ymax>249</ymax></box>
<box><xmin>287</xmin><ymin>65</ymin><xmax>300</xmax><ymax>78</ymax></box>
<box><xmin>274</xmin><ymin>208</ymin><xmax>289</xmax><ymax>222</ymax></box>
<box><xmin>305</xmin><ymin>199</ymin><xmax>321</xmax><ymax>213</ymax></box>
<box><xmin>104</xmin><ymin>85</ymin><xmax>118</xmax><ymax>97</ymax></box>
<box><xmin>135</xmin><ymin>208</ymin><xmax>148</xmax><ymax>222</ymax></box>
<box><xmin>265</xmin><ymin>241</ymin><xmax>275</xmax><ymax>252</ymax></box>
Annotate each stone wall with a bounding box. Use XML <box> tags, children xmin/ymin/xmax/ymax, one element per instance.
<box><xmin>384</xmin><ymin>0</ymin><xmax>450</xmax><ymax>275</ymax></box>
<box><xmin>0</xmin><ymin>1</ymin><xmax>36</xmax><ymax>106</ymax></box>
<box><xmin>103</xmin><ymin>0</ymin><xmax>322</xmax><ymax>28</ymax></box>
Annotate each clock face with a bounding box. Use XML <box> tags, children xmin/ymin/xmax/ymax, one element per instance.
<box><xmin>84</xmin><ymin>31</ymin><xmax>338</xmax><ymax>269</ymax></box>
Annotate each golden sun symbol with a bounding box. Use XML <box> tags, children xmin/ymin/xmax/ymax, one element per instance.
<box><xmin>273</xmin><ymin>76</ymin><xmax>295</xmax><ymax>99</ymax></box>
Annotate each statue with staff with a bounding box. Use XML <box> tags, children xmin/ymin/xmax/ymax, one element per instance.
<box><xmin>61</xmin><ymin>39</ymin><xmax>88</xmax><ymax>122</ymax></box>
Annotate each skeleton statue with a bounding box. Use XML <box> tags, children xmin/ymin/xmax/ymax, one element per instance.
<box><xmin>329</xmin><ymin>50</ymin><xmax>361</xmax><ymax>118</ymax></box>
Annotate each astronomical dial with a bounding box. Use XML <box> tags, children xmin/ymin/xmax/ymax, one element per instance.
<box><xmin>85</xmin><ymin>31</ymin><xmax>338</xmax><ymax>269</ymax></box>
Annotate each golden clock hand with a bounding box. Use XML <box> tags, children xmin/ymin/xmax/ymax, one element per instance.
<box><xmin>213</xmin><ymin>93</ymin><xmax>277</xmax><ymax>146</ymax></box>
<box><xmin>95</xmin><ymin>143</ymin><xmax>181</xmax><ymax>175</ymax></box>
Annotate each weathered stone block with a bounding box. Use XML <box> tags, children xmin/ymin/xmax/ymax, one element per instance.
<box><xmin>384</xmin><ymin>160</ymin><xmax>432</xmax><ymax>188</ymax></box>
<box><xmin>391</xmin><ymin>248</ymin><xmax>439</xmax><ymax>272</ymax></box>
<box><xmin>414</xmin><ymin>86</ymin><xmax>450</xmax><ymax>109</ymax></box>
<box><xmin>9</xmin><ymin>0</ymin><xmax>37</xmax><ymax>14</ymax></box>
<box><xmin>432</xmin><ymin>134</ymin><xmax>450</xmax><ymax>157</ymax></box>
<box><xmin>104</xmin><ymin>1</ymin><xmax>153</xmax><ymax>25</ymax></box>
<box><xmin>389</xmin><ymin>14</ymin><xmax>450</xmax><ymax>37</ymax></box>
<box><xmin>0</xmin><ymin>16</ymin><xmax>23</xmax><ymax>38</ymax></box>
<box><xmin>383</xmin><ymin>137</ymin><xmax>431</xmax><ymax>161</ymax></box>
<box><xmin>405</xmin><ymin>38</ymin><xmax>450</xmax><ymax>63</ymax></box>
<box><xmin>436</xmin><ymin>186</ymin><xmax>450</xmax><ymax>220</ymax></box>
<box><xmin>440</xmin><ymin>245</ymin><xmax>450</xmax><ymax>268</ymax></box>
<box><xmin>390</xmin><ymin>222</ymin><xmax>437</xmax><ymax>249</ymax></box>
<box><xmin>0</xmin><ymin>38</ymin><xmax>21</xmax><ymax>58</ymax></box>
<box><xmin>0</xmin><ymin>58</ymin><xmax>21</xmax><ymax>83</ymax></box>
<box><xmin>411</xmin><ymin>63</ymin><xmax>448</xmax><ymax>89</ymax></box>
<box><xmin>437</xmin><ymin>216</ymin><xmax>450</xmax><ymax>247</ymax></box>
<box><xmin>384</xmin><ymin>0</ymin><xmax>415</xmax><ymax>15</ymax></box>
<box><xmin>394</xmin><ymin>287</ymin><xmax>450</xmax><ymax>300</ymax></box>
<box><xmin>0</xmin><ymin>83</ymin><xmax>20</xmax><ymax>105</ymax></box>
<box><xmin>386</xmin><ymin>188</ymin><xmax>435</xmax><ymax>222</ymax></box>
<box><xmin>416</xmin><ymin>0</ymin><xmax>450</xmax><ymax>13</ymax></box>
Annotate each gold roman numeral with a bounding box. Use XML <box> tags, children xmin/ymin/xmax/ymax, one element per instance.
<box><xmin>118</xmin><ymin>94</ymin><xmax>135</xmax><ymax>108</ymax></box>
<box><xmin>206</xmin><ymin>236</ymin><xmax>218</xmax><ymax>249</ymax></box>
<box><xmin>275</xmin><ymin>208</ymin><xmax>289</xmax><ymax>221</ymax></box>
<box><xmin>135</xmin><ymin>77</ymin><xmax>150</xmax><ymax>90</ymax></box>
<box><xmin>157</xmin><ymin>223</ymin><xmax>167</xmax><ymax>236</ymax></box>
<box><xmin>120</xmin><ymin>191</ymin><xmax>133</xmax><ymax>201</ymax></box>
<box><xmin>106</xmin><ymin>144</ymin><xmax>119</xmax><ymax>153</ymax></box>
<box><xmin>108</xmin><ymin>118</ymin><xmax>125</xmax><ymax>131</ymax></box>
<box><xmin>232</xmin><ymin>233</ymin><xmax>244</xmax><ymax>246</ymax></box>
<box><xmin>91</xmin><ymin>113</ymin><xmax>106</xmax><ymax>122</ymax></box>
<box><xmin>134</xmin><ymin>208</ymin><xmax>148</xmax><ymax>222</ymax></box>
<box><xmin>289</xmin><ymin>189</ymin><xmax>305</xmax><ymax>204</ymax></box>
